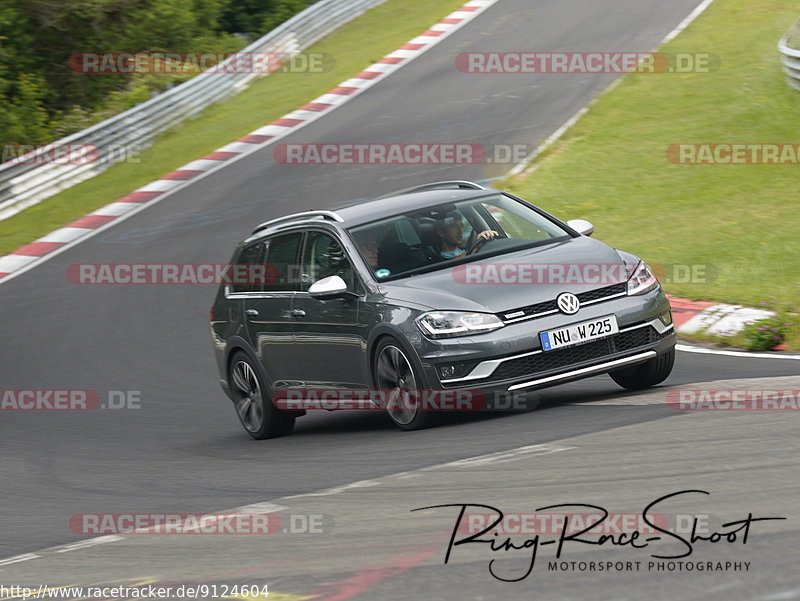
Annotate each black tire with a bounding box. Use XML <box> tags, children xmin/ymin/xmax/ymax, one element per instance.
<box><xmin>609</xmin><ymin>348</ymin><xmax>676</xmax><ymax>391</ymax></box>
<box><xmin>372</xmin><ymin>337</ymin><xmax>436</xmax><ymax>431</ymax></box>
<box><xmin>228</xmin><ymin>351</ymin><xmax>295</xmax><ymax>439</ymax></box>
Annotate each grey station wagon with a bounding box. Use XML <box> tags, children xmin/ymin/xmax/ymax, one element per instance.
<box><xmin>210</xmin><ymin>181</ymin><xmax>675</xmax><ymax>438</ymax></box>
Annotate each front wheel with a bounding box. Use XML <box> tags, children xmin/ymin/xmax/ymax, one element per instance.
<box><xmin>373</xmin><ymin>338</ymin><xmax>436</xmax><ymax>431</ymax></box>
<box><xmin>609</xmin><ymin>348</ymin><xmax>675</xmax><ymax>391</ymax></box>
<box><xmin>229</xmin><ymin>352</ymin><xmax>295</xmax><ymax>439</ymax></box>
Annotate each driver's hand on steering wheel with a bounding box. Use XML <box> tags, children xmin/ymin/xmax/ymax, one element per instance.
<box><xmin>476</xmin><ymin>230</ymin><xmax>499</xmax><ymax>241</ymax></box>
<box><xmin>466</xmin><ymin>230</ymin><xmax>500</xmax><ymax>255</ymax></box>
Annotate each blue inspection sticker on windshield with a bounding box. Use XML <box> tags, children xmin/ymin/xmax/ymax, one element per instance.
<box><xmin>375</xmin><ymin>269</ymin><xmax>391</xmax><ymax>278</ymax></box>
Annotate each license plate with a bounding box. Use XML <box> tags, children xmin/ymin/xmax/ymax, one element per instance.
<box><xmin>540</xmin><ymin>315</ymin><xmax>618</xmax><ymax>352</ymax></box>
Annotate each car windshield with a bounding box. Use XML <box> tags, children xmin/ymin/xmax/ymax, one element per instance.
<box><xmin>348</xmin><ymin>193</ymin><xmax>572</xmax><ymax>281</ymax></box>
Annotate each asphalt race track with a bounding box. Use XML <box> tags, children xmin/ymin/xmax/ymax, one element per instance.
<box><xmin>1</xmin><ymin>0</ymin><xmax>798</xmax><ymax>599</ymax></box>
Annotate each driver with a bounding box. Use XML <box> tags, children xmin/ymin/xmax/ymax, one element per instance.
<box><xmin>435</xmin><ymin>212</ymin><xmax>498</xmax><ymax>259</ymax></box>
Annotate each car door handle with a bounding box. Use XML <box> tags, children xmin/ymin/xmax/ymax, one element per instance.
<box><xmin>290</xmin><ymin>309</ymin><xmax>306</xmax><ymax>319</ymax></box>
<box><xmin>245</xmin><ymin>309</ymin><xmax>259</xmax><ymax>318</ymax></box>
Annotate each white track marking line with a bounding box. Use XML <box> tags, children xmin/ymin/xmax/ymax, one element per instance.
<box><xmin>227</xmin><ymin>502</ymin><xmax>288</xmax><ymax>514</ymax></box>
<box><xmin>311</xmin><ymin>93</ymin><xmax>350</xmax><ymax>105</ymax></box>
<box><xmin>178</xmin><ymin>159</ymin><xmax>225</xmax><ymax>172</ymax></box>
<box><xmin>0</xmin><ymin>553</ymin><xmax>40</xmax><ymax>566</ymax></box>
<box><xmin>283</xmin><ymin>480</ymin><xmax>381</xmax><ymax>500</ymax></box>
<box><xmin>0</xmin><ymin>254</ymin><xmax>38</xmax><ymax>272</ymax></box>
<box><xmin>281</xmin><ymin>109</ymin><xmax>324</xmax><ymax>120</ymax></box>
<box><xmin>661</xmin><ymin>0</ymin><xmax>716</xmax><ymax>44</ymax></box>
<box><xmin>36</xmin><ymin>227</ymin><xmax>92</xmax><ymax>244</ymax></box>
<box><xmin>133</xmin><ymin>179</ymin><xmax>183</xmax><ymax>193</ymax></box>
<box><xmin>337</xmin><ymin>78</ymin><xmax>375</xmax><ymax>89</ymax></box>
<box><xmin>217</xmin><ymin>142</ymin><xmax>258</xmax><ymax>153</ymax></box>
<box><xmin>439</xmin><ymin>444</ymin><xmax>575</xmax><ymax>467</ymax></box>
<box><xmin>89</xmin><ymin>202</ymin><xmax>139</xmax><ymax>216</ymax></box>
<box><xmin>755</xmin><ymin>587</ymin><xmax>800</xmax><ymax>601</ymax></box>
<box><xmin>361</xmin><ymin>62</ymin><xmax>398</xmax><ymax>73</ymax></box>
<box><xmin>676</xmin><ymin>343</ymin><xmax>800</xmax><ymax>360</ymax></box>
<box><xmin>53</xmin><ymin>536</ymin><xmax>123</xmax><ymax>553</ymax></box>
<box><xmin>250</xmin><ymin>124</ymin><xmax>295</xmax><ymax>136</ymax></box>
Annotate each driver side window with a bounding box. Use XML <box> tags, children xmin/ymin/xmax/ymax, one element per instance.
<box><xmin>303</xmin><ymin>231</ymin><xmax>356</xmax><ymax>291</ymax></box>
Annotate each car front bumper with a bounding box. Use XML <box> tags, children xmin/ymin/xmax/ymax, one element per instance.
<box><xmin>416</xmin><ymin>287</ymin><xmax>675</xmax><ymax>398</ymax></box>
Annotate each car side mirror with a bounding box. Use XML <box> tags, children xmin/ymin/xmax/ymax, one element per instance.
<box><xmin>308</xmin><ymin>275</ymin><xmax>352</xmax><ymax>300</ymax></box>
<box><xmin>567</xmin><ymin>219</ymin><xmax>594</xmax><ymax>237</ymax></box>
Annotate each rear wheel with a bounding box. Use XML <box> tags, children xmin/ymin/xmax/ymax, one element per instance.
<box><xmin>373</xmin><ymin>338</ymin><xmax>435</xmax><ymax>431</ymax></box>
<box><xmin>609</xmin><ymin>348</ymin><xmax>675</xmax><ymax>391</ymax></box>
<box><xmin>229</xmin><ymin>352</ymin><xmax>295</xmax><ymax>439</ymax></box>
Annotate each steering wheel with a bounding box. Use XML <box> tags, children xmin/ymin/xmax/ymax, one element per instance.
<box><xmin>466</xmin><ymin>235</ymin><xmax>493</xmax><ymax>255</ymax></box>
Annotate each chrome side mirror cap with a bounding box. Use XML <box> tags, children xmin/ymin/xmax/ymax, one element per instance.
<box><xmin>567</xmin><ymin>219</ymin><xmax>594</xmax><ymax>237</ymax></box>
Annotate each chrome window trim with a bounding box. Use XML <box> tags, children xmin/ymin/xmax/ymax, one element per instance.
<box><xmin>225</xmin><ymin>287</ymin><xmax>301</xmax><ymax>299</ymax></box>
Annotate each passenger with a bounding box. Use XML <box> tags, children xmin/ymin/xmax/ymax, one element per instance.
<box><xmin>358</xmin><ymin>237</ymin><xmax>381</xmax><ymax>269</ymax></box>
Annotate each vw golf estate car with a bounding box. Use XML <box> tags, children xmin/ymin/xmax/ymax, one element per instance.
<box><xmin>210</xmin><ymin>181</ymin><xmax>675</xmax><ymax>438</ymax></box>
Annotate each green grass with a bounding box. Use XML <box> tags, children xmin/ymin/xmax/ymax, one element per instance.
<box><xmin>500</xmin><ymin>0</ymin><xmax>800</xmax><ymax>311</ymax></box>
<box><xmin>784</xmin><ymin>17</ymin><xmax>800</xmax><ymax>48</ymax></box>
<box><xmin>0</xmin><ymin>0</ymin><xmax>467</xmax><ymax>255</ymax></box>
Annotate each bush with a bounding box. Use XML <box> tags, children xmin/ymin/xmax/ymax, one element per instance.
<box><xmin>743</xmin><ymin>315</ymin><xmax>793</xmax><ymax>351</ymax></box>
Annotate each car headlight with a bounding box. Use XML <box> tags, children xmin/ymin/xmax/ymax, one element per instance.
<box><xmin>417</xmin><ymin>311</ymin><xmax>505</xmax><ymax>338</ymax></box>
<box><xmin>627</xmin><ymin>261</ymin><xmax>659</xmax><ymax>296</ymax></box>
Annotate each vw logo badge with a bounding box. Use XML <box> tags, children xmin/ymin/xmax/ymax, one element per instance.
<box><xmin>557</xmin><ymin>292</ymin><xmax>581</xmax><ymax>315</ymax></box>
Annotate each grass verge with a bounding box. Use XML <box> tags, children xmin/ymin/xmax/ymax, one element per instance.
<box><xmin>498</xmin><ymin>0</ymin><xmax>800</xmax><ymax>348</ymax></box>
<box><xmin>0</xmin><ymin>0</ymin><xmax>467</xmax><ymax>255</ymax></box>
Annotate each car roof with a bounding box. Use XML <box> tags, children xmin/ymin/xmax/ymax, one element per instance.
<box><xmin>245</xmin><ymin>184</ymin><xmax>502</xmax><ymax>243</ymax></box>
<box><xmin>334</xmin><ymin>187</ymin><xmax>498</xmax><ymax>227</ymax></box>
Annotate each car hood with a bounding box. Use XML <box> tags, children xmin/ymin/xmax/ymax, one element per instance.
<box><xmin>378</xmin><ymin>236</ymin><xmax>631</xmax><ymax>313</ymax></box>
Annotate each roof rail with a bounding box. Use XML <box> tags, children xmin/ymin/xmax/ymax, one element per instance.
<box><xmin>252</xmin><ymin>210</ymin><xmax>343</xmax><ymax>234</ymax></box>
<box><xmin>375</xmin><ymin>180</ymin><xmax>486</xmax><ymax>199</ymax></box>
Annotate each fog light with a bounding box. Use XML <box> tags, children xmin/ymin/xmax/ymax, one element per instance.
<box><xmin>440</xmin><ymin>365</ymin><xmax>457</xmax><ymax>379</ymax></box>
<box><xmin>659</xmin><ymin>311</ymin><xmax>673</xmax><ymax>326</ymax></box>
<box><xmin>437</xmin><ymin>361</ymin><xmax>478</xmax><ymax>380</ymax></box>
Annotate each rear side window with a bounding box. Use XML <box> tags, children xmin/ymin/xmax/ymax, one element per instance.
<box><xmin>263</xmin><ymin>232</ymin><xmax>303</xmax><ymax>292</ymax></box>
<box><xmin>231</xmin><ymin>241</ymin><xmax>266</xmax><ymax>293</ymax></box>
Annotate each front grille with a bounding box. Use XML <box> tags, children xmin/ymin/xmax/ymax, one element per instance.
<box><xmin>500</xmin><ymin>283</ymin><xmax>626</xmax><ymax>322</ymax></box>
<box><xmin>486</xmin><ymin>326</ymin><xmax>668</xmax><ymax>383</ymax></box>
<box><xmin>578</xmin><ymin>283</ymin><xmax>626</xmax><ymax>303</ymax></box>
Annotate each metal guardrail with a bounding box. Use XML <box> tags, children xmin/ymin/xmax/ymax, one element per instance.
<box><xmin>778</xmin><ymin>19</ymin><xmax>800</xmax><ymax>92</ymax></box>
<box><xmin>0</xmin><ymin>0</ymin><xmax>388</xmax><ymax>221</ymax></box>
